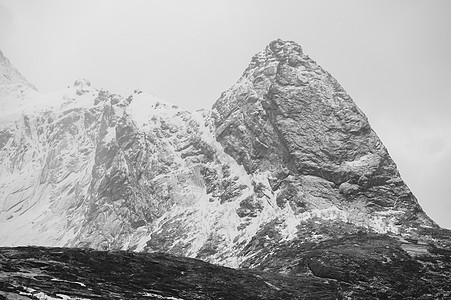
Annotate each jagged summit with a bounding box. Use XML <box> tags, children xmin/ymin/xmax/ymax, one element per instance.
<box><xmin>268</xmin><ymin>38</ymin><xmax>304</xmax><ymax>53</ymax></box>
<box><xmin>213</xmin><ymin>38</ymin><xmax>438</xmax><ymax>236</ymax></box>
<box><xmin>249</xmin><ymin>39</ymin><xmax>304</xmax><ymax>69</ymax></box>
<box><xmin>73</xmin><ymin>78</ymin><xmax>93</xmax><ymax>95</ymax></box>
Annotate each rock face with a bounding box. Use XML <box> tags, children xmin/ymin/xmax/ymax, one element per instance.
<box><xmin>0</xmin><ymin>39</ymin><xmax>450</xmax><ymax>298</ymax></box>
<box><xmin>213</xmin><ymin>39</ymin><xmax>431</xmax><ymax>230</ymax></box>
<box><xmin>211</xmin><ymin>39</ymin><xmax>441</xmax><ymax>260</ymax></box>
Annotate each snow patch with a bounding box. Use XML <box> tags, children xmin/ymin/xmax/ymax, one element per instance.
<box><xmin>51</xmin><ymin>278</ymin><xmax>87</xmax><ymax>287</ymax></box>
<box><xmin>126</xmin><ymin>92</ymin><xmax>182</xmax><ymax>130</ymax></box>
<box><xmin>143</xmin><ymin>292</ymin><xmax>184</xmax><ymax>299</ymax></box>
<box><xmin>21</xmin><ymin>287</ymin><xmax>90</xmax><ymax>300</ymax></box>
<box><xmin>369</xmin><ymin>215</ymin><xmax>399</xmax><ymax>234</ymax></box>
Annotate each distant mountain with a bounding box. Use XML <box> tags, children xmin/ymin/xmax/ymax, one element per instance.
<box><xmin>0</xmin><ymin>39</ymin><xmax>450</xmax><ymax>299</ymax></box>
<box><xmin>0</xmin><ymin>49</ymin><xmax>36</xmax><ymax>90</ymax></box>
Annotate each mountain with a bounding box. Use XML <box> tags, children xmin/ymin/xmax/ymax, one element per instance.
<box><xmin>0</xmin><ymin>40</ymin><xmax>450</xmax><ymax>299</ymax></box>
<box><xmin>0</xmin><ymin>50</ymin><xmax>36</xmax><ymax>90</ymax></box>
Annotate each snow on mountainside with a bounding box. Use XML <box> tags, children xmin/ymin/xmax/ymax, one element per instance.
<box><xmin>0</xmin><ymin>40</ymin><xmax>443</xmax><ymax>255</ymax></box>
<box><xmin>1</xmin><ymin>41</ymin><xmax>451</xmax><ymax>298</ymax></box>
<box><xmin>0</xmin><ymin>49</ymin><xmax>36</xmax><ymax>90</ymax></box>
<box><xmin>0</xmin><ymin>79</ymin><xmax>99</xmax><ymax>246</ymax></box>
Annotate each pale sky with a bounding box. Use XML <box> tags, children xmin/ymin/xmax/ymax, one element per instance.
<box><xmin>0</xmin><ymin>0</ymin><xmax>450</xmax><ymax>229</ymax></box>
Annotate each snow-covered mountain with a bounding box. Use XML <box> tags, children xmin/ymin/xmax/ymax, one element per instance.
<box><xmin>1</xmin><ymin>40</ymin><xmax>450</xmax><ymax>298</ymax></box>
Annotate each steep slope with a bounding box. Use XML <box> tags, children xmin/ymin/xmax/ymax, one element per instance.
<box><xmin>211</xmin><ymin>39</ymin><xmax>442</xmax><ymax>263</ymax></box>
<box><xmin>209</xmin><ymin>40</ymin><xmax>451</xmax><ymax>297</ymax></box>
<box><xmin>213</xmin><ymin>39</ymin><xmax>434</xmax><ymax>232</ymax></box>
<box><xmin>0</xmin><ymin>78</ymin><xmax>101</xmax><ymax>246</ymax></box>
<box><xmin>0</xmin><ymin>73</ymin><xmax>290</xmax><ymax>266</ymax></box>
<box><xmin>0</xmin><ymin>50</ymin><xmax>36</xmax><ymax>90</ymax></box>
<box><xmin>0</xmin><ymin>41</ymin><xmax>450</xmax><ymax>298</ymax></box>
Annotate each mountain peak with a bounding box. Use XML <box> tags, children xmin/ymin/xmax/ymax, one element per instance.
<box><xmin>213</xmin><ymin>39</ymin><xmax>437</xmax><ymax>234</ymax></box>
<box><xmin>267</xmin><ymin>38</ymin><xmax>304</xmax><ymax>56</ymax></box>
<box><xmin>74</xmin><ymin>78</ymin><xmax>91</xmax><ymax>87</ymax></box>
<box><xmin>73</xmin><ymin>78</ymin><xmax>94</xmax><ymax>95</ymax></box>
<box><xmin>244</xmin><ymin>39</ymin><xmax>305</xmax><ymax>73</ymax></box>
<box><xmin>0</xmin><ymin>49</ymin><xmax>36</xmax><ymax>90</ymax></box>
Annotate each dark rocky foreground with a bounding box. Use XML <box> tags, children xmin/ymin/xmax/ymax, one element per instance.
<box><xmin>0</xmin><ymin>246</ymin><xmax>338</xmax><ymax>300</ymax></box>
<box><xmin>1</xmin><ymin>237</ymin><xmax>451</xmax><ymax>300</ymax></box>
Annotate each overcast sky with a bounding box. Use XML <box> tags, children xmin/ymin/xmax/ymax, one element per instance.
<box><xmin>0</xmin><ymin>0</ymin><xmax>450</xmax><ymax>229</ymax></box>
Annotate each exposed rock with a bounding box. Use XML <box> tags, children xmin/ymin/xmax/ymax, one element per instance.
<box><xmin>212</xmin><ymin>38</ymin><xmax>437</xmax><ymax>234</ymax></box>
<box><xmin>338</xmin><ymin>182</ymin><xmax>360</xmax><ymax>196</ymax></box>
<box><xmin>0</xmin><ymin>40</ymin><xmax>450</xmax><ymax>298</ymax></box>
<box><xmin>74</xmin><ymin>79</ymin><xmax>92</xmax><ymax>96</ymax></box>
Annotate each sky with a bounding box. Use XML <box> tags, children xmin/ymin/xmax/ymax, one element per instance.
<box><xmin>0</xmin><ymin>0</ymin><xmax>450</xmax><ymax>229</ymax></box>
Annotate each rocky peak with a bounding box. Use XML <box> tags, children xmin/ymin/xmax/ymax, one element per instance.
<box><xmin>213</xmin><ymin>39</ymin><xmax>436</xmax><ymax>235</ymax></box>
<box><xmin>213</xmin><ymin>39</ymin><xmax>374</xmax><ymax>175</ymax></box>
<box><xmin>249</xmin><ymin>39</ymin><xmax>304</xmax><ymax>70</ymax></box>
<box><xmin>73</xmin><ymin>78</ymin><xmax>93</xmax><ymax>95</ymax></box>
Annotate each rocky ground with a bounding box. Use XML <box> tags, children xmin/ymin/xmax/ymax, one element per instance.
<box><xmin>1</xmin><ymin>232</ymin><xmax>450</xmax><ymax>300</ymax></box>
<box><xmin>0</xmin><ymin>246</ymin><xmax>339</xmax><ymax>300</ymax></box>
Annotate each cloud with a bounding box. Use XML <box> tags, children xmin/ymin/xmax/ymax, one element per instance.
<box><xmin>0</xmin><ymin>4</ymin><xmax>14</xmax><ymax>43</ymax></box>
